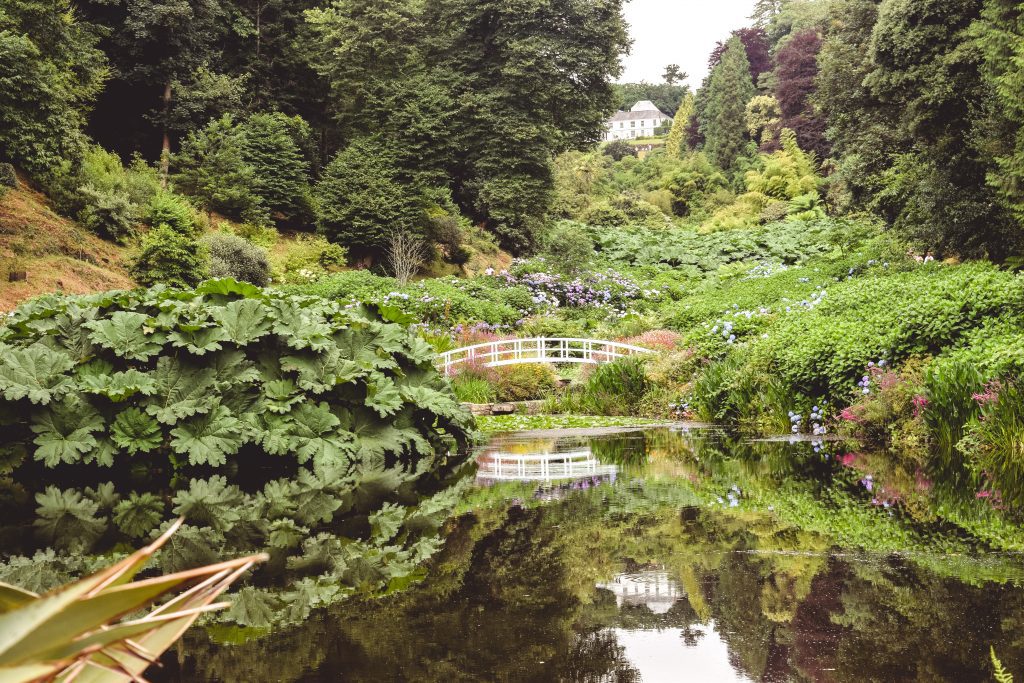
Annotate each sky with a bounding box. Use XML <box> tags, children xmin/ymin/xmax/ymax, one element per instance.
<box><xmin>619</xmin><ymin>0</ymin><xmax>758</xmax><ymax>87</ymax></box>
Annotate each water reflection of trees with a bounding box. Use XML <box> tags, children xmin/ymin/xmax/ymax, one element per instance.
<box><xmin>160</xmin><ymin>481</ymin><xmax>1024</xmax><ymax>682</ymax></box>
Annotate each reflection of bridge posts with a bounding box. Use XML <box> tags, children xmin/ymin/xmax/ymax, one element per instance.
<box><xmin>596</xmin><ymin>571</ymin><xmax>683</xmax><ymax>615</ymax></box>
<box><xmin>475</xmin><ymin>450</ymin><xmax>619</xmax><ymax>484</ymax></box>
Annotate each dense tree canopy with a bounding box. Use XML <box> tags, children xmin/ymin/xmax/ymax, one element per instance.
<box><xmin>0</xmin><ymin>0</ymin><xmax>107</xmax><ymax>177</ymax></box>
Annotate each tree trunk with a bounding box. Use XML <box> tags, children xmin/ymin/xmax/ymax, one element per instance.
<box><xmin>160</xmin><ymin>81</ymin><xmax>172</xmax><ymax>187</ymax></box>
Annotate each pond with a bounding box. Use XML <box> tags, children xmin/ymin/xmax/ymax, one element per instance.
<box><xmin>157</xmin><ymin>426</ymin><xmax>1024</xmax><ymax>682</ymax></box>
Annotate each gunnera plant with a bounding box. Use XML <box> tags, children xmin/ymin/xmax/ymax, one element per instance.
<box><xmin>0</xmin><ymin>279</ymin><xmax>474</xmax><ymax>627</ymax></box>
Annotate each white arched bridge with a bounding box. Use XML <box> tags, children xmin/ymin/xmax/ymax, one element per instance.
<box><xmin>437</xmin><ymin>337</ymin><xmax>652</xmax><ymax>374</ymax></box>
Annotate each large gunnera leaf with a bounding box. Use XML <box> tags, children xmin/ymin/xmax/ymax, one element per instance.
<box><xmin>0</xmin><ymin>279</ymin><xmax>474</xmax><ymax>628</ymax></box>
<box><xmin>0</xmin><ymin>343</ymin><xmax>76</xmax><ymax>405</ymax></box>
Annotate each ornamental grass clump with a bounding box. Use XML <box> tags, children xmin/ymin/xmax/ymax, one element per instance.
<box><xmin>0</xmin><ymin>279</ymin><xmax>474</xmax><ymax>627</ymax></box>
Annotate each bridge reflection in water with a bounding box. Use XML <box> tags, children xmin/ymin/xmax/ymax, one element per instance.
<box><xmin>475</xmin><ymin>449</ymin><xmax>618</xmax><ymax>485</ymax></box>
<box><xmin>596</xmin><ymin>570</ymin><xmax>683</xmax><ymax>615</ymax></box>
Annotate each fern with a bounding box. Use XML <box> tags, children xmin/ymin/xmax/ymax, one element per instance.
<box><xmin>993</xmin><ymin>647</ymin><xmax>1015</xmax><ymax>683</ymax></box>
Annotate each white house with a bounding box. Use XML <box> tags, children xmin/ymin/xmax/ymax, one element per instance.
<box><xmin>603</xmin><ymin>100</ymin><xmax>671</xmax><ymax>141</ymax></box>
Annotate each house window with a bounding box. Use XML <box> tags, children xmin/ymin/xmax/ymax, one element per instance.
<box><xmin>631</xmin><ymin>121</ymin><xmax>635</xmax><ymax>127</ymax></box>
<box><xmin>619</xmin><ymin>122</ymin><xmax>624</xmax><ymax>128</ymax></box>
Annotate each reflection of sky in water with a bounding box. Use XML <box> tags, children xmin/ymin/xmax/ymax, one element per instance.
<box><xmin>596</xmin><ymin>572</ymin><xmax>753</xmax><ymax>681</ymax></box>
<box><xmin>612</xmin><ymin>626</ymin><xmax>754</xmax><ymax>683</ymax></box>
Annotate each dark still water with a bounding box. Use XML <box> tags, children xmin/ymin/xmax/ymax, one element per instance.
<box><xmin>158</xmin><ymin>427</ymin><xmax>1024</xmax><ymax>682</ymax></box>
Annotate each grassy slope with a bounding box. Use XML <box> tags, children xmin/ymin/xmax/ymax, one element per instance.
<box><xmin>0</xmin><ymin>173</ymin><xmax>133</xmax><ymax>310</ymax></box>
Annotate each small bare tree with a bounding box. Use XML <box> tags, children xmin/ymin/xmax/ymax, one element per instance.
<box><xmin>385</xmin><ymin>229</ymin><xmax>428</xmax><ymax>285</ymax></box>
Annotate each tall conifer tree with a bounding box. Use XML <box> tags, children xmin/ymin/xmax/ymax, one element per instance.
<box><xmin>701</xmin><ymin>37</ymin><xmax>756</xmax><ymax>171</ymax></box>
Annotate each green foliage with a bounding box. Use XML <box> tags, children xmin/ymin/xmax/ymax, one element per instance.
<box><xmin>0</xmin><ymin>162</ymin><xmax>16</xmax><ymax>188</ymax></box>
<box><xmin>450</xmin><ymin>375</ymin><xmax>496</xmax><ymax>404</ymax></box>
<box><xmin>0</xmin><ymin>0</ymin><xmax>106</xmax><ymax>179</ymax></box>
<box><xmin>664</xmin><ymin>153</ymin><xmax>730</xmax><ymax>218</ymax></box>
<box><xmin>173</xmin><ymin>115</ymin><xmax>268</xmax><ymax>225</ymax></box>
<box><xmin>314</xmin><ymin>139</ymin><xmax>427</xmax><ymax>255</ymax></box>
<box><xmin>76</xmin><ymin>185</ymin><xmax>136</xmax><ymax>243</ymax></box>
<box><xmin>239</xmin><ymin>112</ymin><xmax>312</xmax><ymax>221</ymax></box>
<box><xmin>0</xmin><ymin>280</ymin><xmax>474</xmax><ymax>624</ymax></box>
<box><xmin>298</xmin><ymin>271</ymin><xmax>534</xmax><ymax>328</ymax></box>
<box><xmin>494</xmin><ymin>364</ymin><xmax>558</xmax><ymax>402</ymax></box>
<box><xmin>701</xmin><ymin>37</ymin><xmax>756</xmax><ymax>171</ymax></box>
<box><xmin>603</xmin><ymin>140</ymin><xmax>637</xmax><ymax>162</ymax></box>
<box><xmin>540</xmin><ymin>223</ymin><xmax>595</xmax><ymax>275</ymax></box>
<box><xmin>992</xmin><ymin>647</ymin><xmax>1015</xmax><ymax>683</ymax></box>
<box><xmin>974</xmin><ymin>0</ymin><xmax>1024</xmax><ymax>231</ymax></box>
<box><xmin>147</xmin><ymin>190</ymin><xmax>198</xmax><ymax>235</ymax></box>
<box><xmin>204</xmin><ymin>233</ymin><xmax>271</xmax><ymax>286</ymax></box>
<box><xmin>665</xmin><ymin>94</ymin><xmax>694</xmax><ymax>158</ymax></box>
<box><xmin>960</xmin><ymin>381</ymin><xmax>1024</xmax><ymax>507</ymax></box>
<box><xmin>131</xmin><ymin>224</ymin><xmax>208</xmax><ymax>288</ymax></box>
<box><xmin>579</xmin><ymin>356</ymin><xmax>652</xmax><ymax>416</ymax></box>
<box><xmin>761</xmin><ymin>263</ymin><xmax>1024</xmax><ymax>398</ymax></box>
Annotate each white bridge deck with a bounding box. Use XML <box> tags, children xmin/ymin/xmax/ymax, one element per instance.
<box><xmin>438</xmin><ymin>337</ymin><xmax>651</xmax><ymax>374</ymax></box>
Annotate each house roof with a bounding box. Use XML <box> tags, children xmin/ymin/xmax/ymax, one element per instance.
<box><xmin>608</xmin><ymin>109</ymin><xmax>669</xmax><ymax>122</ymax></box>
<box><xmin>608</xmin><ymin>101</ymin><xmax>670</xmax><ymax>122</ymax></box>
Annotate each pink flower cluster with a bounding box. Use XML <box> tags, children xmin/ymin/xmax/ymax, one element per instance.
<box><xmin>972</xmin><ymin>380</ymin><xmax>1003</xmax><ymax>406</ymax></box>
<box><xmin>618</xmin><ymin>329</ymin><xmax>683</xmax><ymax>351</ymax></box>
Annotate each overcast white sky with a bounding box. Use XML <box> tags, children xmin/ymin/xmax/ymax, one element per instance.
<box><xmin>619</xmin><ymin>0</ymin><xmax>758</xmax><ymax>87</ymax></box>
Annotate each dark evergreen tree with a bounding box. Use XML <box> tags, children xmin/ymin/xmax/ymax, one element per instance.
<box><xmin>239</xmin><ymin>112</ymin><xmax>312</xmax><ymax>221</ymax></box>
<box><xmin>423</xmin><ymin>0</ymin><xmax>629</xmax><ymax>251</ymax></box>
<box><xmin>314</xmin><ymin>138</ymin><xmax>427</xmax><ymax>255</ymax></box>
<box><xmin>701</xmin><ymin>37</ymin><xmax>756</xmax><ymax>171</ymax></box>
<box><xmin>172</xmin><ymin>115</ymin><xmax>266</xmax><ymax>223</ymax></box>
<box><xmin>973</xmin><ymin>0</ymin><xmax>1024</xmax><ymax>230</ymax></box>
<box><xmin>815</xmin><ymin>0</ymin><xmax>898</xmax><ymax>208</ymax></box>
<box><xmin>865</xmin><ymin>0</ymin><xmax>1013</xmax><ymax>256</ymax></box>
<box><xmin>79</xmin><ymin>0</ymin><xmax>230</xmax><ymax>163</ymax></box>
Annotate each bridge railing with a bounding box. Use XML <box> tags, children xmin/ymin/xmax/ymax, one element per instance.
<box><xmin>437</xmin><ymin>337</ymin><xmax>652</xmax><ymax>374</ymax></box>
<box><xmin>476</xmin><ymin>450</ymin><xmax>619</xmax><ymax>482</ymax></box>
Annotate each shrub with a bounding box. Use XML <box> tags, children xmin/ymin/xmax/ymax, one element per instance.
<box><xmin>76</xmin><ymin>185</ymin><xmax>136</xmax><ymax>242</ymax></box>
<box><xmin>450</xmin><ymin>375</ymin><xmax>497</xmax><ymax>404</ymax></box>
<box><xmin>494</xmin><ymin>364</ymin><xmax>558</xmax><ymax>402</ymax></box>
<box><xmin>762</xmin><ymin>262</ymin><xmax>1024</xmax><ymax>398</ymax></box>
<box><xmin>960</xmin><ymin>381</ymin><xmax>1024</xmax><ymax>507</ymax></box>
<box><xmin>204</xmin><ymin>233</ymin><xmax>271</xmax><ymax>286</ymax></box>
<box><xmin>0</xmin><ymin>162</ymin><xmax>16</xmax><ymax>188</ymax></box>
<box><xmin>131</xmin><ymin>223</ymin><xmax>208</xmax><ymax>288</ymax></box>
<box><xmin>239</xmin><ymin>112</ymin><xmax>313</xmax><ymax>221</ymax></box>
<box><xmin>147</xmin><ymin>191</ymin><xmax>198</xmax><ymax>235</ymax></box>
<box><xmin>0</xmin><ymin>280</ymin><xmax>473</xmax><ymax>624</ymax></box>
<box><xmin>603</xmin><ymin>140</ymin><xmax>637</xmax><ymax>161</ymax></box>
<box><xmin>582</xmin><ymin>201</ymin><xmax>629</xmax><ymax>227</ymax></box>
<box><xmin>541</xmin><ymin>222</ymin><xmax>594</xmax><ymax>274</ymax></box>
<box><xmin>173</xmin><ymin>115</ymin><xmax>268</xmax><ymax>224</ymax></box>
<box><xmin>618</xmin><ymin>329</ymin><xmax>683</xmax><ymax>352</ymax></box>
<box><xmin>314</xmin><ymin>138</ymin><xmax>428</xmax><ymax>254</ymax></box>
<box><xmin>581</xmin><ymin>356</ymin><xmax>651</xmax><ymax>416</ymax></box>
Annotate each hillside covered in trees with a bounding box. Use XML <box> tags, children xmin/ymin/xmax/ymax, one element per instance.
<box><xmin>4</xmin><ymin>1</ymin><xmax>1024</xmax><ymax>676</ymax></box>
